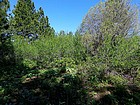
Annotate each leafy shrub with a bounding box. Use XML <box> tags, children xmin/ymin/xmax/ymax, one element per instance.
<box><xmin>12</xmin><ymin>34</ymin><xmax>86</xmax><ymax>69</ymax></box>
<box><xmin>107</xmin><ymin>74</ymin><xmax>128</xmax><ymax>86</ymax></box>
<box><xmin>135</xmin><ymin>68</ymin><xmax>140</xmax><ymax>86</ymax></box>
<box><xmin>22</xmin><ymin>59</ymin><xmax>37</xmax><ymax>69</ymax></box>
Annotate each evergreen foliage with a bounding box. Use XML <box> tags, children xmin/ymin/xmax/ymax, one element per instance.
<box><xmin>0</xmin><ymin>0</ymin><xmax>140</xmax><ymax>104</ymax></box>
<box><xmin>12</xmin><ymin>0</ymin><xmax>54</xmax><ymax>38</ymax></box>
<box><xmin>0</xmin><ymin>0</ymin><xmax>14</xmax><ymax>67</ymax></box>
<box><xmin>0</xmin><ymin>0</ymin><xmax>10</xmax><ymax>39</ymax></box>
<box><xmin>0</xmin><ymin>0</ymin><xmax>9</xmax><ymax>32</ymax></box>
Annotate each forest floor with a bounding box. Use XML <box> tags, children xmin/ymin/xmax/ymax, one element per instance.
<box><xmin>0</xmin><ymin>66</ymin><xmax>140</xmax><ymax>105</ymax></box>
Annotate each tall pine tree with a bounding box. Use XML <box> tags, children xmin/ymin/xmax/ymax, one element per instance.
<box><xmin>0</xmin><ymin>0</ymin><xmax>9</xmax><ymax>33</ymax></box>
<box><xmin>0</xmin><ymin>0</ymin><xmax>10</xmax><ymax>43</ymax></box>
<box><xmin>36</xmin><ymin>7</ymin><xmax>54</xmax><ymax>37</ymax></box>
<box><xmin>0</xmin><ymin>0</ymin><xmax>16</xmax><ymax>66</ymax></box>
<box><xmin>12</xmin><ymin>0</ymin><xmax>36</xmax><ymax>36</ymax></box>
<box><xmin>12</xmin><ymin>0</ymin><xmax>54</xmax><ymax>38</ymax></box>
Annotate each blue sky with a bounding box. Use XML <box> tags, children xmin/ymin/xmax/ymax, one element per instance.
<box><xmin>9</xmin><ymin>0</ymin><xmax>140</xmax><ymax>33</ymax></box>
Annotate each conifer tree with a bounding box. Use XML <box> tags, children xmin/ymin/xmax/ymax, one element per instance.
<box><xmin>12</xmin><ymin>0</ymin><xmax>36</xmax><ymax>36</ymax></box>
<box><xmin>12</xmin><ymin>0</ymin><xmax>54</xmax><ymax>38</ymax></box>
<box><xmin>37</xmin><ymin>7</ymin><xmax>54</xmax><ymax>37</ymax></box>
<box><xmin>0</xmin><ymin>0</ymin><xmax>16</xmax><ymax>66</ymax></box>
<box><xmin>0</xmin><ymin>0</ymin><xmax>9</xmax><ymax>32</ymax></box>
<box><xmin>0</xmin><ymin>0</ymin><xmax>10</xmax><ymax>43</ymax></box>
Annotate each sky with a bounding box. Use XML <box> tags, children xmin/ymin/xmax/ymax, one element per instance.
<box><xmin>9</xmin><ymin>0</ymin><xmax>140</xmax><ymax>33</ymax></box>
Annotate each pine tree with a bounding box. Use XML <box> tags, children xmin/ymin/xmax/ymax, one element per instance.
<box><xmin>0</xmin><ymin>0</ymin><xmax>16</xmax><ymax>66</ymax></box>
<box><xmin>37</xmin><ymin>7</ymin><xmax>54</xmax><ymax>37</ymax></box>
<box><xmin>0</xmin><ymin>0</ymin><xmax>10</xmax><ymax>43</ymax></box>
<box><xmin>12</xmin><ymin>0</ymin><xmax>54</xmax><ymax>38</ymax></box>
<box><xmin>0</xmin><ymin>0</ymin><xmax>9</xmax><ymax>32</ymax></box>
<box><xmin>12</xmin><ymin>0</ymin><xmax>36</xmax><ymax>36</ymax></box>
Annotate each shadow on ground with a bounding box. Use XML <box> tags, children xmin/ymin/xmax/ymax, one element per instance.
<box><xmin>1</xmin><ymin>67</ymin><xmax>140</xmax><ymax>105</ymax></box>
<box><xmin>0</xmin><ymin>36</ymin><xmax>89</xmax><ymax>105</ymax></box>
<box><xmin>1</xmin><ymin>40</ymin><xmax>140</xmax><ymax>105</ymax></box>
<box><xmin>92</xmin><ymin>84</ymin><xmax>140</xmax><ymax>105</ymax></box>
<box><xmin>0</xmin><ymin>67</ymin><xmax>89</xmax><ymax>105</ymax></box>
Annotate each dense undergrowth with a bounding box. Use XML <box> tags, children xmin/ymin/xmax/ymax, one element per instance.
<box><xmin>0</xmin><ymin>0</ymin><xmax>140</xmax><ymax>104</ymax></box>
<box><xmin>0</xmin><ymin>33</ymin><xmax>140</xmax><ymax>105</ymax></box>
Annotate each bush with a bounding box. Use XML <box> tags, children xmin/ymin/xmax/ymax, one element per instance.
<box><xmin>22</xmin><ymin>59</ymin><xmax>37</xmax><ymax>69</ymax></box>
<box><xmin>12</xmin><ymin>34</ymin><xmax>86</xmax><ymax>69</ymax></box>
<box><xmin>107</xmin><ymin>74</ymin><xmax>128</xmax><ymax>86</ymax></box>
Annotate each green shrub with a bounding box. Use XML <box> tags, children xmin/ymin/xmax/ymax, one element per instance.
<box><xmin>135</xmin><ymin>68</ymin><xmax>140</xmax><ymax>86</ymax></box>
<box><xmin>22</xmin><ymin>59</ymin><xmax>37</xmax><ymax>69</ymax></box>
<box><xmin>108</xmin><ymin>74</ymin><xmax>128</xmax><ymax>85</ymax></box>
<box><xmin>12</xmin><ymin>34</ymin><xmax>86</xmax><ymax>69</ymax></box>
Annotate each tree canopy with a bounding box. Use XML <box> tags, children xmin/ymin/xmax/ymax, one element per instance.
<box><xmin>79</xmin><ymin>0</ymin><xmax>139</xmax><ymax>54</ymax></box>
<box><xmin>11</xmin><ymin>0</ymin><xmax>54</xmax><ymax>38</ymax></box>
<box><xmin>79</xmin><ymin>0</ymin><xmax>139</xmax><ymax>37</ymax></box>
<box><xmin>0</xmin><ymin>0</ymin><xmax>140</xmax><ymax>105</ymax></box>
<box><xmin>0</xmin><ymin>0</ymin><xmax>10</xmax><ymax>32</ymax></box>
